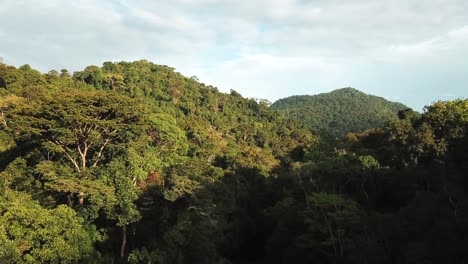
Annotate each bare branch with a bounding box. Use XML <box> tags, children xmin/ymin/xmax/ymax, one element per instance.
<box><xmin>0</xmin><ymin>108</ymin><xmax>7</xmax><ymax>128</ymax></box>
<box><xmin>52</xmin><ymin>140</ymin><xmax>81</xmax><ymax>172</ymax></box>
<box><xmin>81</xmin><ymin>140</ymin><xmax>90</xmax><ymax>170</ymax></box>
<box><xmin>92</xmin><ymin>138</ymin><xmax>111</xmax><ymax>167</ymax></box>
<box><xmin>77</xmin><ymin>141</ymin><xmax>84</xmax><ymax>157</ymax></box>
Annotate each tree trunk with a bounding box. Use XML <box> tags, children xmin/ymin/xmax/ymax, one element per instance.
<box><xmin>78</xmin><ymin>191</ymin><xmax>84</xmax><ymax>205</ymax></box>
<box><xmin>120</xmin><ymin>225</ymin><xmax>127</xmax><ymax>258</ymax></box>
<box><xmin>67</xmin><ymin>193</ymin><xmax>74</xmax><ymax>207</ymax></box>
<box><xmin>131</xmin><ymin>224</ymin><xmax>136</xmax><ymax>250</ymax></box>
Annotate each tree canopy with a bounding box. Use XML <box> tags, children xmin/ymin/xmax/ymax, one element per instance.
<box><xmin>271</xmin><ymin>87</ymin><xmax>410</xmax><ymax>137</ymax></box>
<box><xmin>1</xmin><ymin>60</ymin><xmax>468</xmax><ymax>263</ymax></box>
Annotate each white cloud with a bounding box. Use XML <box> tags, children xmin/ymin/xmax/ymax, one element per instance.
<box><xmin>1</xmin><ymin>0</ymin><xmax>468</xmax><ymax>109</ymax></box>
<box><xmin>189</xmin><ymin>52</ymin><xmax>346</xmax><ymax>101</ymax></box>
<box><xmin>448</xmin><ymin>25</ymin><xmax>468</xmax><ymax>39</ymax></box>
<box><xmin>370</xmin><ymin>23</ymin><xmax>468</xmax><ymax>66</ymax></box>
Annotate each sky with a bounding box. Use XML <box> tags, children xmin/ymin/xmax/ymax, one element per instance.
<box><xmin>1</xmin><ymin>0</ymin><xmax>468</xmax><ymax>111</ymax></box>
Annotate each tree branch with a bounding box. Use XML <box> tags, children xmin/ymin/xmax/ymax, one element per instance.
<box><xmin>76</xmin><ymin>140</ymin><xmax>87</xmax><ymax>170</ymax></box>
<box><xmin>82</xmin><ymin>140</ymin><xmax>90</xmax><ymax>169</ymax></box>
<box><xmin>0</xmin><ymin>108</ymin><xmax>7</xmax><ymax>128</ymax></box>
<box><xmin>92</xmin><ymin>138</ymin><xmax>111</xmax><ymax>167</ymax></box>
<box><xmin>52</xmin><ymin>140</ymin><xmax>81</xmax><ymax>172</ymax></box>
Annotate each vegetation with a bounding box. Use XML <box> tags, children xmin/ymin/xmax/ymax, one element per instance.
<box><xmin>271</xmin><ymin>87</ymin><xmax>409</xmax><ymax>137</ymax></box>
<box><xmin>1</xmin><ymin>61</ymin><xmax>468</xmax><ymax>263</ymax></box>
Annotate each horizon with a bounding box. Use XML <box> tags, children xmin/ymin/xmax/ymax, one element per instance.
<box><xmin>0</xmin><ymin>59</ymin><xmax>461</xmax><ymax>112</ymax></box>
<box><xmin>2</xmin><ymin>0</ymin><xmax>468</xmax><ymax>111</ymax></box>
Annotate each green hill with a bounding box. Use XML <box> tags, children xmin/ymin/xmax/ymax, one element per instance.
<box><xmin>271</xmin><ymin>87</ymin><xmax>409</xmax><ymax>137</ymax></box>
<box><xmin>0</xmin><ymin>60</ymin><xmax>315</xmax><ymax>263</ymax></box>
<box><xmin>2</xmin><ymin>62</ymin><xmax>468</xmax><ymax>264</ymax></box>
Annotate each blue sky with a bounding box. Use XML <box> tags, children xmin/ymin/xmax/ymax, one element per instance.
<box><xmin>1</xmin><ymin>0</ymin><xmax>468</xmax><ymax>111</ymax></box>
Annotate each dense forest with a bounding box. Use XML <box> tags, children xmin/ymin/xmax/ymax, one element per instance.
<box><xmin>1</xmin><ymin>61</ymin><xmax>468</xmax><ymax>264</ymax></box>
<box><xmin>271</xmin><ymin>88</ymin><xmax>409</xmax><ymax>137</ymax></box>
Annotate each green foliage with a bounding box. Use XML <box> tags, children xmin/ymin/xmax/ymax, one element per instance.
<box><xmin>301</xmin><ymin>193</ymin><xmax>361</xmax><ymax>254</ymax></box>
<box><xmin>358</xmin><ymin>155</ymin><xmax>381</xmax><ymax>170</ymax></box>
<box><xmin>0</xmin><ymin>190</ymin><xmax>96</xmax><ymax>263</ymax></box>
<box><xmin>0</xmin><ymin>60</ymin><xmax>316</xmax><ymax>263</ymax></box>
<box><xmin>0</xmin><ymin>225</ymin><xmax>21</xmax><ymax>264</ymax></box>
<box><xmin>2</xmin><ymin>60</ymin><xmax>467</xmax><ymax>264</ymax></box>
<box><xmin>0</xmin><ymin>158</ymin><xmax>31</xmax><ymax>192</ymax></box>
<box><xmin>271</xmin><ymin>87</ymin><xmax>409</xmax><ymax>137</ymax></box>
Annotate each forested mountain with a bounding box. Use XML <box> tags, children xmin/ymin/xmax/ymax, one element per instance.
<box><xmin>1</xmin><ymin>61</ymin><xmax>468</xmax><ymax>264</ymax></box>
<box><xmin>0</xmin><ymin>61</ymin><xmax>314</xmax><ymax>263</ymax></box>
<box><xmin>271</xmin><ymin>88</ymin><xmax>409</xmax><ymax>137</ymax></box>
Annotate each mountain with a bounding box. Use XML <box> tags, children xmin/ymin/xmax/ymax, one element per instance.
<box><xmin>2</xmin><ymin>61</ymin><xmax>468</xmax><ymax>264</ymax></box>
<box><xmin>271</xmin><ymin>87</ymin><xmax>410</xmax><ymax>137</ymax></box>
<box><xmin>0</xmin><ymin>60</ymin><xmax>315</xmax><ymax>263</ymax></box>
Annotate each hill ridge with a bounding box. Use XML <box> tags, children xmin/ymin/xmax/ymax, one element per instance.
<box><xmin>271</xmin><ymin>87</ymin><xmax>409</xmax><ymax>137</ymax></box>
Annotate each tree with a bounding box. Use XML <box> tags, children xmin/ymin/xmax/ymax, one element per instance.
<box><xmin>3</xmin><ymin>88</ymin><xmax>189</xmax><ymax>257</ymax></box>
<box><xmin>0</xmin><ymin>190</ymin><xmax>96</xmax><ymax>263</ymax></box>
<box><xmin>0</xmin><ymin>225</ymin><xmax>20</xmax><ymax>264</ymax></box>
<box><xmin>74</xmin><ymin>66</ymin><xmax>104</xmax><ymax>88</ymax></box>
<box><xmin>5</xmin><ymin>90</ymin><xmax>150</xmax><ymax>172</ymax></box>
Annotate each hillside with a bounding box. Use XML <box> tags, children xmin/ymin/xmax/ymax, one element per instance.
<box><xmin>0</xmin><ymin>61</ymin><xmax>315</xmax><ymax>263</ymax></box>
<box><xmin>271</xmin><ymin>88</ymin><xmax>409</xmax><ymax>137</ymax></box>
<box><xmin>1</xmin><ymin>61</ymin><xmax>468</xmax><ymax>264</ymax></box>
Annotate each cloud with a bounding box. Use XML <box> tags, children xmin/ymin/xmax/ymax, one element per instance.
<box><xmin>189</xmin><ymin>52</ymin><xmax>347</xmax><ymax>101</ymax></box>
<box><xmin>1</xmin><ymin>0</ymin><xmax>468</xmax><ymax>110</ymax></box>
<box><xmin>372</xmin><ymin>23</ymin><xmax>468</xmax><ymax>66</ymax></box>
<box><xmin>0</xmin><ymin>0</ymin><xmax>213</xmax><ymax>70</ymax></box>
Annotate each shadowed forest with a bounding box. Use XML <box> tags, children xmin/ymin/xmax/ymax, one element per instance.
<box><xmin>1</xmin><ymin>60</ymin><xmax>468</xmax><ymax>263</ymax></box>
